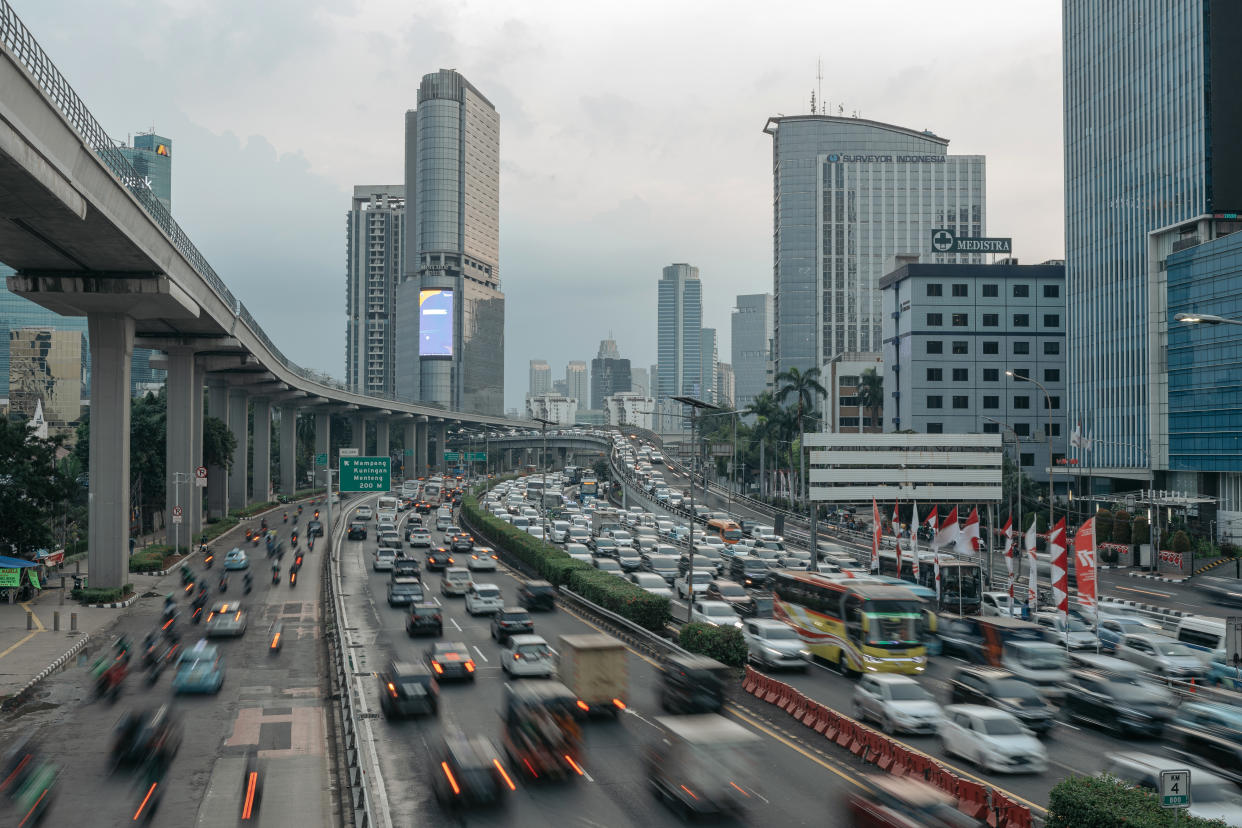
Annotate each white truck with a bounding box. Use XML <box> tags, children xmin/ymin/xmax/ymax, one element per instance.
<box><xmin>558</xmin><ymin>634</ymin><xmax>628</xmax><ymax>716</ymax></box>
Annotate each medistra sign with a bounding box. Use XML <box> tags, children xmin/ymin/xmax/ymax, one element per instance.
<box><xmin>930</xmin><ymin>229</ymin><xmax>1012</xmax><ymax>254</ymax></box>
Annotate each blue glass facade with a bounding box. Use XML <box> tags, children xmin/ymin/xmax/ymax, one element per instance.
<box><xmin>0</xmin><ymin>267</ymin><xmax>89</xmax><ymax>399</ymax></box>
<box><xmin>1166</xmin><ymin>229</ymin><xmax>1242</xmax><ymax>471</ymax></box>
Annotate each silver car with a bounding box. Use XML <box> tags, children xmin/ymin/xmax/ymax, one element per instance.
<box><xmin>1116</xmin><ymin>633</ymin><xmax>1208</xmax><ymax>679</ymax></box>
<box><xmin>742</xmin><ymin>619</ymin><xmax>809</xmax><ymax>670</ymax></box>
<box><xmin>852</xmin><ymin>674</ymin><xmax>943</xmax><ymax>735</ymax></box>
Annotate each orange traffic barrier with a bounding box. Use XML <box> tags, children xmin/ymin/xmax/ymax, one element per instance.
<box><xmin>956</xmin><ymin>778</ymin><xmax>990</xmax><ymax>820</ymax></box>
<box><xmin>836</xmin><ymin>717</ymin><xmax>854</xmax><ymax>748</ymax></box>
<box><xmin>763</xmin><ymin>677</ymin><xmax>782</xmax><ymax>704</ymax></box>
<box><xmin>742</xmin><ymin>666</ymin><xmax>758</xmax><ymax>695</ymax></box>
<box><xmin>822</xmin><ymin>708</ymin><xmax>840</xmax><ymax>739</ymax></box>
<box><xmin>801</xmin><ymin>700</ymin><xmax>821</xmax><ymax>729</ymax></box>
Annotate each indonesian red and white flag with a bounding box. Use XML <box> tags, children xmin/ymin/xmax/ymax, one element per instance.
<box><xmin>871</xmin><ymin>498</ymin><xmax>881</xmax><ymax>573</ymax></box>
<box><xmin>1049</xmin><ymin>517</ymin><xmax>1069</xmax><ymax>624</ymax></box>
<box><xmin>933</xmin><ymin>506</ymin><xmax>960</xmax><ymax>550</ymax></box>
<box><xmin>1074</xmin><ymin>517</ymin><xmax>1098</xmax><ymax>614</ymax></box>
<box><xmin>927</xmin><ymin>507</ymin><xmax>942</xmax><ymax>600</ymax></box>
<box><xmin>1001</xmin><ymin>516</ymin><xmax>1015</xmax><ymax>599</ymax></box>
<box><xmin>1025</xmin><ymin>516</ymin><xmax>1039</xmax><ymax>613</ymax></box>
<box><xmin>910</xmin><ymin>501</ymin><xmax>922</xmax><ymax>582</ymax></box>
<box><xmin>893</xmin><ymin>501</ymin><xmax>903</xmax><ymax>576</ymax></box>
<box><xmin>957</xmin><ymin>507</ymin><xmax>981</xmax><ymax>557</ymax></box>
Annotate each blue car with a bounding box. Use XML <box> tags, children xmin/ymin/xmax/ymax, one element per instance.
<box><xmin>172</xmin><ymin>641</ymin><xmax>224</xmax><ymax>694</ymax></box>
<box><xmin>223</xmin><ymin>547</ymin><xmax>249</xmax><ymax>570</ymax></box>
<box><xmin>1208</xmin><ymin>649</ymin><xmax>1242</xmax><ymax>690</ymax></box>
<box><xmin>1096</xmin><ymin>616</ymin><xmax>1159</xmax><ymax>653</ymax></box>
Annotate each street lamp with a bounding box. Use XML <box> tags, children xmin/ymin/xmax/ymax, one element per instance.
<box><xmin>1007</xmin><ymin>370</ymin><xmax>1056</xmax><ymax>550</ymax></box>
<box><xmin>672</xmin><ymin>395</ymin><xmax>718</xmax><ymax>621</ymax></box>
<box><xmin>1174</xmin><ymin>312</ymin><xmax>1242</xmax><ymax>326</ymax></box>
<box><xmin>984</xmin><ymin>416</ymin><xmax>1022</xmax><ymax>592</ymax></box>
<box><xmin>532</xmin><ymin>416</ymin><xmax>555</xmax><ymax>543</ymax></box>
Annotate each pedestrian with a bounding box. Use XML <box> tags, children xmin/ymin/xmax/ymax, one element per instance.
<box><xmin>129</xmin><ymin>537</ymin><xmax>136</xmax><ymax>556</ymax></box>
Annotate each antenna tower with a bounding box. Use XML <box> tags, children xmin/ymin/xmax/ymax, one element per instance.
<box><xmin>816</xmin><ymin>59</ymin><xmax>824</xmax><ymax>114</ymax></box>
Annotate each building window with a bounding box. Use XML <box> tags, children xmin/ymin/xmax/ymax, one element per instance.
<box><xmin>927</xmin><ymin>422</ymin><xmax>943</xmax><ymax>434</ymax></box>
<box><xmin>1013</xmin><ymin>284</ymin><xmax>1030</xmax><ymax>298</ymax></box>
<box><xmin>1044</xmin><ymin>368</ymin><xmax>1060</xmax><ymax>382</ymax></box>
<box><xmin>1043</xmin><ymin>313</ymin><xmax>1060</xmax><ymax>328</ymax></box>
<box><xmin>982</xmin><ymin>313</ymin><xmax>999</xmax><ymax>327</ymax></box>
<box><xmin>983</xmin><ymin>341</ymin><xmax>999</xmax><ymax>355</ymax></box>
<box><xmin>1014</xmin><ymin>423</ymin><xmax>1031</xmax><ymax>437</ymax></box>
<box><xmin>952</xmin><ymin>283</ymin><xmax>969</xmax><ymax>297</ymax></box>
<box><xmin>1048</xmin><ymin>395</ymin><xmax>1061</xmax><ymax>409</ymax></box>
<box><xmin>1043</xmin><ymin>284</ymin><xmax>1060</xmax><ymax>298</ymax></box>
<box><xmin>1044</xmin><ymin>341</ymin><xmax>1060</xmax><ymax>355</ymax></box>
<box><xmin>1013</xmin><ymin>396</ymin><xmax>1030</xmax><ymax>409</ymax></box>
<box><xmin>983</xmin><ymin>284</ymin><xmax>999</xmax><ymax>297</ymax></box>
<box><xmin>983</xmin><ymin>421</ymin><xmax>1000</xmax><ymax>433</ymax></box>
<box><xmin>983</xmin><ymin>395</ymin><xmax>999</xmax><ymax>409</ymax></box>
<box><xmin>952</xmin><ymin>341</ymin><xmax>968</xmax><ymax>355</ymax></box>
<box><xmin>1013</xmin><ymin>313</ymin><xmax>1030</xmax><ymax>327</ymax></box>
<box><xmin>926</xmin><ymin>368</ymin><xmax>943</xmax><ymax>381</ymax></box>
<box><xmin>1052</xmin><ymin>453</ymin><xmax>1066</xmax><ymax>464</ymax></box>
<box><xmin>1011</xmin><ymin>367</ymin><xmax>1029</xmax><ymax>380</ymax></box>
<box><xmin>952</xmin><ymin>368</ymin><xmax>969</xmax><ymax>382</ymax></box>
<box><xmin>1044</xmin><ymin>423</ymin><xmax>1062</xmax><ymax>437</ymax></box>
<box><xmin>926</xmin><ymin>283</ymin><xmax>943</xmax><ymax>297</ymax></box>
<box><xmin>926</xmin><ymin>313</ymin><xmax>943</xmax><ymax>326</ymax></box>
<box><xmin>952</xmin><ymin>313</ymin><xmax>968</xmax><ymax>327</ymax></box>
<box><xmin>952</xmin><ymin>395</ymin><xmax>969</xmax><ymax>409</ymax></box>
<box><xmin>927</xmin><ymin>395</ymin><xmax>943</xmax><ymax>409</ymax></box>
<box><xmin>926</xmin><ymin>340</ymin><xmax>943</xmax><ymax>354</ymax></box>
<box><xmin>839</xmin><ymin>375</ymin><xmax>860</xmax><ymax>387</ymax></box>
<box><xmin>983</xmin><ymin>368</ymin><xmax>999</xmax><ymax>381</ymax></box>
<box><xmin>1020</xmin><ymin>452</ymin><xmax>1034</xmax><ymax>467</ymax></box>
<box><xmin>1013</xmin><ymin>341</ymin><xmax>1030</xmax><ymax>355</ymax></box>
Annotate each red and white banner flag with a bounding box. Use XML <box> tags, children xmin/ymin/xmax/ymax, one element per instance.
<box><xmin>1001</xmin><ymin>517</ymin><xmax>1015</xmax><ymax>599</ymax></box>
<box><xmin>1049</xmin><ymin>517</ymin><xmax>1069</xmax><ymax>625</ymax></box>
<box><xmin>958</xmin><ymin>507</ymin><xmax>980</xmax><ymax>557</ymax></box>
<box><xmin>1025</xmin><ymin>517</ymin><xmax>1039</xmax><ymax>613</ymax></box>
<box><xmin>893</xmin><ymin>501</ymin><xmax>903</xmax><ymax>576</ymax></box>
<box><xmin>927</xmin><ymin>507</ymin><xmax>942</xmax><ymax>600</ymax></box>
<box><xmin>933</xmin><ymin>506</ymin><xmax>960</xmax><ymax>549</ymax></box>
<box><xmin>1074</xmin><ymin>517</ymin><xmax>1098</xmax><ymax>614</ymax></box>
<box><xmin>871</xmin><ymin>498</ymin><xmax>881</xmax><ymax>573</ymax></box>
<box><xmin>910</xmin><ymin>501</ymin><xmax>922</xmax><ymax>582</ymax></box>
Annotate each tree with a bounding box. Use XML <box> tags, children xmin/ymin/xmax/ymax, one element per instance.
<box><xmin>745</xmin><ymin>391</ymin><xmax>780</xmax><ymax>497</ymax></box>
<box><xmin>1130</xmin><ymin>514</ymin><xmax>1150</xmax><ymax>546</ymax></box>
<box><xmin>1112</xmin><ymin>509</ymin><xmax>1131</xmax><ymax>545</ymax></box>
<box><xmin>1172</xmin><ymin>530</ymin><xmax>1191</xmax><ymax>555</ymax></box>
<box><xmin>857</xmin><ymin>367</ymin><xmax>884</xmax><ymax>432</ymax></box>
<box><xmin>0</xmin><ymin>419</ymin><xmax>78</xmax><ymax>558</ymax></box>
<box><xmin>1094</xmin><ymin>508</ymin><xmax>1114</xmax><ymax>543</ymax></box>
<box><xmin>775</xmin><ymin>366</ymin><xmax>826</xmax><ymax>504</ymax></box>
<box><xmin>203</xmin><ymin>416</ymin><xmax>237</xmax><ymax>471</ymax></box>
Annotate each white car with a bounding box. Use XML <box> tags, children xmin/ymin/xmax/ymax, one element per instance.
<box><xmin>939</xmin><ymin>704</ymin><xmax>1048</xmax><ymax>773</ymax></box>
<box><xmin>742</xmin><ymin>619</ymin><xmax>809</xmax><ymax>671</ymax></box>
<box><xmin>629</xmin><ymin>572</ymin><xmax>674</xmax><ymax>599</ymax></box>
<box><xmin>981</xmin><ymin>591</ymin><xmax>1022</xmax><ymax>617</ymax></box>
<box><xmin>527</xmin><ymin>526</ymin><xmax>546</xmax><ymax>540</ymax></box>
<box><xmin>675</xmin><ymin>569</ymin><xmax>715</xmax><ymax>600</ymax></box>
<box><xmin>593</xmin><ymin>558</ymin><xmax>623</xmax><ymax>575</ymax></box>
<box><xmin>373</xmin><ymin>548</ymin><xmax>396</xmax><ymax>571</ymax></box>
<box><xmin>467</xmin><ymin>547</ymin><xmax>499</xmax><ymax>571</ymax></box>
<box><xmin>852</xmin><ymin>674</ymin><xmax>943</xmax><ymax>735</ymax></box>
<box><xmin>465</xmin><ymin>583</ymin><xmax>504</xmax><ymax>615</ymax></box>
<box><xmin>501</xmin><ymin>634</ymin><xmax>556</xmax><ymax>678</ymax></box>
<box><xmin>550</xmin><ymin>522</ymin><xmax>571</xmax><ymax>543</ymax></box>
<box><xmin>408</xmin><ymin>529</ymin><xmax>432</xmax><ymax>548</ymax></box>
<box><xmin>690</xmin><ymin>600</ymin><xmax>742</xmax><ymax>628</ymax></box>
<box><xmin>355</xmin><ymin>506</ymin><xmax>374</xmax><ymax>520</ymax></box>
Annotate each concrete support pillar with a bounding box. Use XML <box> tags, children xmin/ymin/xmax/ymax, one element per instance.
<box><xmin>190</xmin><ymin>360</ymin><xmax>204</xmax><ymax>538</ymax></box>
<box><xmin>165</xmin><ymin>349</ymin><xmax>196</xmax><ymax>551</ymax></box>
<box><xmin>252</xmin><ymin>397</ymin><xmax>272</xmax><ymax>504</ymax></box>
<box><xmin>376</xmin><ymin>419</ymin><xmax>390</xmax><ymax>463</ymax></box>
<box><xmin>403</xmin><ymin>420</ymin><xmax>416</xmax><ymax>480</ymax></box>
<box><xmin>558</xmin><ymin>447</ymin><xmax>567</xmax><ymax>470</ymax></box>
<box><xmin>280</xmin><ymin>405</ymin><xmax>298</xmax><ymax>497</ymax></box>
<box><xmin>415</xmin><ymin>419</ymin><xmax>428</xmax><ymax>476</ymax></box>
<box><xmin>350</xmin><ymin>414</ymin><xmax>365</xmax><ymax>453</ymax></box>
<box><xmin>314</xmin><ymin>410</ymin><xmax>330</xmax><ymax>488</ymax></box>
<box><xmin>86</xmin><ymin>314</ymin><xmax>133</xmax><ymax>590</ymax></box>
<box><xmin>228</xmin><ymin>389</ymin><xmax>249</xmax><ymax>510</ymax></box>
<box><xmin>206</xmin><ymin>380</ymin><xmax>229</xmax><ymax>519</ymax></box>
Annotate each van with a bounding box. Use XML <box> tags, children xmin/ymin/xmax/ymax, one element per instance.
<box><xmin>440</xmin><ymin>567</ymin><xmax>472</xmax><ymax>597</ymax></box>
<box><xmin>1002</xmin><ymin>640</ymin><xmax>1070</xmax><ymax>699</ymax></box>
<box><xmin>1176</xmin><ymin>617</ymin><xmax>1225</xmax><ymax>653</ymax></box>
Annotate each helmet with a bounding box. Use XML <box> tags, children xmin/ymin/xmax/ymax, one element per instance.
<box><xmin>166</xmin><ymin>593</ymin><xmax>174</xmax><ymax>601</ymax></box>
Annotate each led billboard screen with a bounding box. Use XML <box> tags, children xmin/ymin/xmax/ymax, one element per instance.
<box><xmin>419</xmin><ymin>289</ymin><xmax>454</xmax><ymax>357</ymax></box>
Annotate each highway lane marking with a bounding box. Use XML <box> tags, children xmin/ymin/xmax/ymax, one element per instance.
<box><xmin>723</xmin><ymin>704</ymin><xmax>868</xmax><ymax>791</ymax></box>
<box><xmin>1113</xmin><ymin>585</ymin><xmax>1174</xmax><ymax>598</ymax></box>
<box><xmin>450</xmin><ymin>617</ymin><xmax>462</xmax><ymax>632</ymax></box>
<box><xmin>473</xmin><ymin>645</ymin><xmax>489</xmax><ymax>662</ymax></box>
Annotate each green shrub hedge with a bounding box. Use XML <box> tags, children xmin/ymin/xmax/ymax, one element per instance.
<box><xmin>73</xmin><ymin>584</ymin><xmax>133</xmax><ymax>604</ymax></box>
<box><xmin>462</xmin><ymin>491</ymin><xmax>670</xmax><ymax>632</ymax></box>
<box><xmin>230</xmin><ymin>501</ymin><xmax>278</xmax><ymax>519</ymax></box>
<box><xmin>128</xmin><ymin>549</ymin><xmax>169</xmax><ymax>573</ymax></box>
<box><xmin>202</xmin><ymin>516</ymin><xmax>239</xmax><ymax>541</ymax></box>
<box><xmin>1048</xmin><ymin>775</ymin><xmax>1226</xmax><ymax>827</ymax></box>
<box><xmin>677</xmin><ymin>622</ymin><xmax>748</xmax><ymax>667</ymax></box>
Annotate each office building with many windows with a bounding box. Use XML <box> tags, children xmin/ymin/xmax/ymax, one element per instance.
<box><xmin>764</xmin><ymin>115</ymin><xmax>986</xmax><ymax>386</ymax></box>
<box><xmin>528</xmin><ymin>359</ymin><xmax>551</xmax><ymax>398</ymax></box>
<box><xmin>732</xmin><ymin>293</ymin><xmax>772</xmax><ymax>415</ymax></box>
<box><xmin>880</xmin><ymin>262</ymin><xmax>1066</xmax><ymax>484</ymax></box>
<box><xmin>565</xmin><ymin>361</ymin><xmax>588</xmax><ymax>405</ymax></box>
<box><xmin>699</xmin><ymin>327</ymin><xmax>718</xmax><ymax>405</ymax></box>
<box><xmin>8</xmin><ymin>326</ymin><xmax>85</xmax><ymax>436</ymax></box>
<box><xmin>345</xmin><ymin>186</ymin><xmax>404</xmax><ymax>397</ymax></box>
<box><xmin>656</xmin><ymin>263</ymin><xmax>702</xmax><ymax>400</ymax></box>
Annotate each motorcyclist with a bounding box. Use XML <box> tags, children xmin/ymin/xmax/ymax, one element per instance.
<box><xmin>297</xmin><ymin>504</ymin><xmax>303</xmax><ymax>516</ymax></box>
<box><xmin>272</xmin><ymin>560</ymin><xmax>281</xmax><ymax>584</ymax></box>
<box><xmin>260</xmin><ymin>518</ymin><xmax>268</xmax><ymax>531</ymax></box>
<box><xmin>162</xmin><ymin>593</ymin><xmax>176</xmax><ymax>620</ymax></box>
<box><xmin>193</xmin><ymin>585</ymin><xmax>209</xmax><ymax>611</ymax></box>
<box><xmin>218</xmin><ymin>572</ymin><xmax>229</xmax><ymax>593</ymax></box>
<box><xmin>243</xmin><ymin>570</ymin><xmax>253</xmax><ymax>594</ymax></box>
<box><xmin>282</xmin><ymin>512</ymin><xmax>288</xmax><ymax>524</ymax></box>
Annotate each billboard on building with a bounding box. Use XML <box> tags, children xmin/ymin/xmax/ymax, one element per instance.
<box><xmin>419</xmin><ymin>289</ymin><xmax>454</xmax><ymax>357</ymax></box>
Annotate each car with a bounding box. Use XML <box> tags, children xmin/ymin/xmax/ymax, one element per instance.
<box><xmin>450</xmin><ymin>534</ymin><xmax>474</xmax><ymax>554</ymax></box>
<box><xmin>690</xmin><ymin>600</ymin><xmax>743</xmax><ymax>628</ymax></box>
<box><xmin>517</xmin><ymin>580</ymin><xmax>556</xmax><ymax>612</ymax></box>
<box><xmin>629</xmin><ymin>572</ymin><xmax>674</xmax><ymax>598</ymax></box>
<box><xmin>501</xmin><ymin>634</ymin><xmax>556</xmax><ymax>678</ymax></box>
<box><xmin>426</xmin><ymin>641</ymin><xmax>477</xmax><ymax>681</ymax></box>
<box><xmin>408</xmin><ymin>529</ymin><xmax>432</xmax><ymax>548</ymax></box>
<box><xmin>465</xmin><ymin>583</ymin><xmax>504</xmax><ymax>615</ymax></box>
<box><xmin>307</xmin><ymin>520</ymin><xmax>324</xmax><ymax>538</ymax></box>
<box><xmin>1101</xmin><ymin>751</ymin><xmax>1242</xmax><ymax>826</ymax></box>
<box><xmin>728</xmin><ymin>556</ymin><xmax>771</xmax><ymax>590</ymax></box>
<box><xmin>415</xmin><ymin>501</ymin><xmax>433</xmax><ymax>515</ymax></box>
<box><xmin>204</xmin><ymin>601</ymin><xmax>247</xmax><ymax>637</ymax></box>
<box><xmin>347</xmin><ymin>521</ymin><xmax>368</xmax><ymax>541</ymax></box>
<box><xmin>377</xmin><ymin>660</ymin><xmax>439</xmax><ymax>718</ymax></box>
<box><xmin>939</xmin><ymin>704</ymin><xmax>1048</xmax><ymax>773</ymax></box>
<box><xmin>675</xmin><ymin>569</ymin><xmax>715</xmax><ymax>600</ymax></box>
<box><xmin>406</xmin><ymin>603</ymin><xmax>443</xmax><ymax>637</ymax></box>
<box><xmin>435</xmin><ymin>517</ymin><xmax>452</xmax><ymax>532</ymax></box>
<box><xmin>593</xmin><ymin>557</ymin><xmax>623</xmax><ymax>575</ymax></box>
<box><xmin>426</xmin><ymin>546</ymin><xmax>455</xmax><ymax>570</ymax></box>
<box><xmin>440</xmin><ymin>566</ymin><xmax>472</xmax><ymax>596</ymax></box>
<box><xmin>947</xmin><ymin>667</ymin><xmax>1056</xmax><ymax>734</ymax></box>
<box><xmin>1061</xmin><ymin>669</ymin><xmax>1177</xmax><ymax>737</ymax></box>
<box><xmin>592</xmin><ymin>538</ymin><xmax>619</xmax><ymax>558</ymax></box>
<box><xmin>373</xmin><ymin>548</ymin><xmax>396</xmax><ymax>571</ymax></box>
<box><xmin>467</xmin><ymin>547</ymin><xmax>499</xmax><ymax>571</ymax></box>
<box><xmin>490</xmin><ymin>607</ymin><xmax>534</xmax><ymax>643</ymax></box>
<box><xmin>431</xmin><ymin>731</ymin><xmax>508</xmax><ymax>808</ymax></box>
<box><xmin>853</xmin><ymin>674</ymin><xmax>943</xmax><ymax>735</ymax></box>
<box><xmin>355</xmin><ymin>506</ymin><xmax>374</xmax><ymax>521</ymax></box>
<box><xmin>616</xmin><ymin>547</ymin><xmax>643</xmax><ymax>572</ymax></box>
<box><xmin>1115</xmin><ymin>633</ymin><xmax>1208</xmax><ymax>679</ymax></box>
<box><xmin>980</xmin><ymin>591</ymin><xmax>1021</xmax><ymax>617</ymax></box>
<box><xmin>171</xmin><ymin>641</ymin><xmax>225</xmax><ymax>694</ymax></box>
<box><xmin>1097</xmin><ymin>616</ymin><xmax>1158</xmax><ymax>652</ymax></box>
<box><xmin>391</xmin><ymin>557</ymin><xmax>420</xmax><ymax>579</ymax></box>
<box><xmin>527</xmin><ymin>525</ymin><xmax>547</xmax><ymax>540</ymax></box>
<box><xmin>703</xmin><ymin>579</ymin><xmax>757</xmax><ymax>616</ymax></box>
<box><xmin>1032</xmin><ymin>612</ymin><xmax>1097</xmax><ymax>650</ymax></box>
<box><xmin>1166</xmin><ymin>702</ymin><xmax>1242</xmax><ymax>784</ymax></box>
<box><xmin>742</xmin><ymin>619</ymin><xmax>809</xmax><ymax>670</ymax></box>
<box><xmin>223</xmin><ymin>548</ymin><xmax>249</xmax><ymax>570</ymax></box>
<box><xmin>387</xmin><ymin>578</ymin><xmax>425</xmax><ymax>607</ymax></box>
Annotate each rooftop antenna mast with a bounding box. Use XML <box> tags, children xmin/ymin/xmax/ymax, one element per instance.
<box><xmin>817</xmin><ymin>58</ymin><xmax>824</xmax><ymax>114</ymax></box>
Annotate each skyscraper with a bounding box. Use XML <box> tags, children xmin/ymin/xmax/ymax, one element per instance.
<box><xmin>1065</xmin><ymin>0</ymin><xmax>1242</xmax><ymax>478</ymax></box>
<box><xmin>764</xmin><ymin>115</ymin><xmax>985</xmax><ymax>379</ymax></box>
<box><xmin>118</xmin><ymin>132</ymin><xmax>172</xmax><ymax>213</ymax></box>
<box><xmin>395</xmin><ymin>69</ymin><xmax>503</xmax><ymax>415</ymax></box>
<box><xmin>565</xmin><ymin>361</ymin><xmax>588</xmax><ymax>405</ymax></box>
<box><xmin>716</xmin><ymin>363</ymin><xmax>735</xmax><ymax>410</ymax></box>
<box><xmin>529</xmin><ymin>360</ymin><xmax>551</xmax><ymax>397</ymax></box>
<box><xmin>345</xmin><ymin>186</ymin><xmax>404</xmax><ymax>397</ymax></box>
<box><xmin>630</xmin><ymin>366</ymin><xmax>649</xmax><ymax>397</ymax></box>
<box><xmin>732</xmin><ymin>293</ymin><xmax>773</xmax><ymax>414</ymax></box>
<box><xmin>700</xmin><ymin>327</ymin><xmax>718</xmax><ymax>404</ymax></box>
<box><xmin>657</xmin><ymin>263</ymin><xmax>702</xmax><ymax>400</ymax></box>
<box><xmin>591</xmin><ymin>338</ymin><xmax>631</xmax><ymax>410</ymax></box>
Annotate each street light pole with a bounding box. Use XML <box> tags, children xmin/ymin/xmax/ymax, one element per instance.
<box><xmin>1008</xmin><ymin>370</ymin><xmax>1056</xmax><ymax>553</ymax></box>
<box><xmin>532</xmin><ymin>417</ymin><xmax>555</xmax><ymax>543</ymax></box>
<box><xmin>985</xmin><ymin>416</ymin><xmax>1021</xmax><ymax>594</ymax></box>
<box><xmin>673</xmin><ymin>396</ymin><xmax>718</xmax><ymax>622</ymax></box>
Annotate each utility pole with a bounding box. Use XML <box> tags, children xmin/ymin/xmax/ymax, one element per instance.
<box><xmin>673</xmin><ymin>396</ymin><xmax>717</xmax><ymax>622</ymax></box>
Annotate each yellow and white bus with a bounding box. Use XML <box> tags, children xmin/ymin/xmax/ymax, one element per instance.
<box><xmin>770</xmin><ymin>571</ymin><xmax>927</xmax><ymax>676</ymax></box>
<box><xmin>706</xmin><ymin>518</ymin><xmax>743</xmax><ymax>545</ymax></box>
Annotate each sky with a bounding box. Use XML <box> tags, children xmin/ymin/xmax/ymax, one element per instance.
<box><xmin>17</xmin><ymin>0</ymin><xmax>1064</xmax><ymax>413</ymax></box>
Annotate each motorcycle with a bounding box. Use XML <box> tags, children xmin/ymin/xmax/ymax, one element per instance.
<box><xmin>271</xmin><ymin>566</ymin><xmax>281</xmax><ymax>586</ymax></box>
<box><xmin>268</xmin><ymin>622</ymin><xmax>284</xmax><ymax>654</ymax></box>
<box><xmin>203</xmin><ymin>550</ymin><xmax>214</xmax><ymax>569</ymax></box>
<box><xmin>218</xmin><ymin>573</ymin><xmax>229</xmax><ymax>593</ymax></box>
<box><xmin>289</xmin><ymin>568</ymin><xmax>298</xmax><ymax>588</ymax></box>
<box><xmin>243</xmin><ymin>573</ymin><xmax>253</xmax><ymax>594</ymax></box>
<box><xmin>282</xmin><ymin>512</ymin><xmax>288</xmax><ymax>524</ymax></box>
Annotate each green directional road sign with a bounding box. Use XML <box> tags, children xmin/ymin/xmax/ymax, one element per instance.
<box><xmin>339</xmin><ymin>456</ymin><xmax>392</xmax><ymax>492</ymax></box>
<box><xmin>443</xmin><ymin>451</ymin><xmax>461</xmax><ymax>463</ymax></box>
<box><xmin>315</xmin><ymin>452</ymin><xmax>328</xmax><ymax>467</ymax></box>
<box><xmin>465</xmin><ymin>452</ymin><xmax>487</xmax><ymax>462</ymax></box>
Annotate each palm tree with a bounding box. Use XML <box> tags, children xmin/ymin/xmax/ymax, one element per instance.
<box><xmin>745</xmin><ymin>391</ymin><xmax>780</xmax><ymax>496</ymax></box>
<box><xmin>775</xmin><ymin>366</ymin><xmax>827</xmax><ymax>505</ymax></box>
<box><xmin>857</xmin><ymin>367</ymin><xmax>884</xmax><ymax>433</ymax></box>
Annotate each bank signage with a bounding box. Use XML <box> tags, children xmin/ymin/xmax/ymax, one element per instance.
<box><xmin>930</xmin><ymin>229</ymin><xmax>1012</xmax><ymax>254</ymax></box>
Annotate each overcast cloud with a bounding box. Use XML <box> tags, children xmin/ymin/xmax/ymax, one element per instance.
<box><xmin>18</xmin><ymin>0</ymin><xmax>1064</xmax><ymax>412</ymax></box>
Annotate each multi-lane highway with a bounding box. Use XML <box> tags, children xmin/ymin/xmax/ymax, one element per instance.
<box><xmin>0</xmin><ymin>508</ymin><xmax>335</xmax><ymax>828</ymax></box>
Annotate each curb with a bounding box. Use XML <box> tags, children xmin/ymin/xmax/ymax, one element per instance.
<box><xmin>86</xmin><ymin>594</ymin><xmax>139</xmax><ymax>609</ymax></box>
<box><xmin>1193</xmin><ymin>557</ymin><xmax>1233</xmax><ymax>577</ymax></box>
<box><xmin>1</xmin><ymin>632</ymin><xmax>95</xmax><ymax>711</ymax></box>
<box><xmin>1127</xmin><ymin>571</ymin><xmax>1189</xmax><ymax>584</ymax></box>
<box><xmin>1100</xmin><ymin>597</ymin><xmax>1194</xmax><ymax>617</ymax></box>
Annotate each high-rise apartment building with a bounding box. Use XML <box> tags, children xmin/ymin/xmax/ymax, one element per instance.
<box><xmin>565</xmin><ymin>361</ymin><xmax>588</xmax><ymax>405</ymax></box>
<box><xmin>732</xmin><ymin>293</ymin><xmax>773</xmax><ymax>415</ymax></box>
<box><xmin>1065</xmin><ymin>0</ymin><xmax>1242</xmax><ymax>483</ymax></box>
<box><xmin>630</xmin><ymin>366</ymin><xmax>649</xmax><ymax>397</ymax></box>
<box><xmin>528</xmin><ymin>360</ymin><xmax>551</xmax><ymax>397</ymax></box>
<box><xmin>700</xmin><ymin>328</ymin><xmax>718</xmax><ymax>404</ymax></box>
<box><xmin>764</xmin><ymin>115</ymin><xmax>985</xmax><ymax>380</ymax></box>
<box><xmin>657</xmin><ymin>263</ymin><xmax>702</xmax><ymax>400</ymax></box>
<box><xmin>591</xmin><ymin>355</ymin><xmax>631</xmax><ymax>410</ymax></box>
<box><xmin>345</xmin><ymin>186</ymin><xmax>405</xmax><ymax>397</ymax></box>
<box><xmin>716</xmin><ymin>363</ymin><xmax>735</xmax><ymax>410</ymax></box>
<box><xmin>395</xmin><ymin>69</ymin><xmax>504</xmax><ymax>415</ymax></box>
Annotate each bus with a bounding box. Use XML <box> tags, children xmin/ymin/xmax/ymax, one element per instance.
<box><xmin>706</xmin><ymin>518</ymin><xmax>743</xmax><ymax>545</ymax></box>
<box><xmin>875</xmin><ymin>548</ymin><xmax>983</xmax><ymax>615</ymax></box>
<box><xmin>376</xmin><ymin>495</ymin><xmax>398</xmax><ymax>524</ymax></box>
<box><xmin>770</xmin><ymin>572</ymin><xmax>927</xmax><ymax>675</ymax></box>
<box><xmin>422</xmin><ymin>478</ymin><xmax>443</xmax><ymax>506</ymax></box>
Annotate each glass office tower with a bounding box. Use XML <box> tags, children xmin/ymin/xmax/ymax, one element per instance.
<box><xmin>656</xmin><ymin>263</ymin><xmax>702</xmax><ymax>400</ymax></box>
